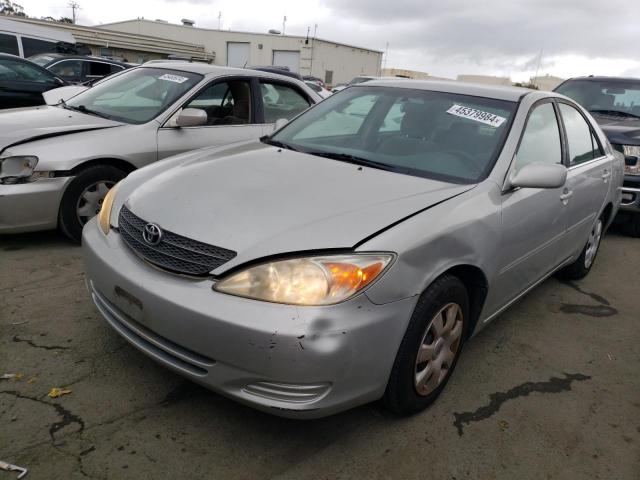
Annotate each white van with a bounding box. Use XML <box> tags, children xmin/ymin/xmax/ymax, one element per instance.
<box><xmin>0</xmin><ymin>17</ymin><xmax>75</xmax><ymax>58</ymax></box>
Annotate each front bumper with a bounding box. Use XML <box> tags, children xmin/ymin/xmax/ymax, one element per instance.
<box><xmin>82</xmin><ymin>219</ymin><xmax>417</xmax><ymax>418</ymax></box>
<box><xmin>619</xmin><ymin>176</ymin><xmax>640</xmax><ymax>214</ymax></box>
<box><xmin>0</xmin><ymin>177</ymin><xmax>72</xmax><ymax>234</ymax></box>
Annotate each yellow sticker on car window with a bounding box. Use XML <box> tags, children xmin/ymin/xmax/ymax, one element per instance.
<box><xmin>446</xmin><ymin>104</ymin><xmax>506</xmax><ymax>127</ymax></box>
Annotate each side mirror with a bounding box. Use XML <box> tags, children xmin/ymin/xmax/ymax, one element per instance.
<box><xmin>273</xmin><ymin>118</ymin><xmax>288</xmax><ymax>131</ymax></box>
<box><xmin>509</xmin><ymin>163</ymin><xmax>567</xmax><ymax>189</ymax></box>
<box><xmin>176</xmin><ymin>108</ymin><xmax>208</xmax><ymax>127</ymax></box>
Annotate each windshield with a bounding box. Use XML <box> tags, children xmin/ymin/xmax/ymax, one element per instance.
<box><xmin>556</xmin><ymin>79</ymin><xmax>640</xmax><ymax>117</ymax></box>
<box><xmin>66</xmin><ymin>67</ymin><xmax>202</xmax><ymax>124</ymax></box>
<box><xmin>270</xmin><ymin>86</ymin><xmax>517</xmax><ymax>183</ymax></box>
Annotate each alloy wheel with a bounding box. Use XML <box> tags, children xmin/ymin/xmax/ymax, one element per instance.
<box><xmin>584</xmin><ymin>219</ymin><xmax>603</xmax><ymax>269</ymax></box>
<box><xmin>414</xmin><ymin>302</ymin><xmax>464</xmax><ymax>396</ymax></box>
<box><xmin>76</xmin><ymin>181</ymin><xmax>115</xmax><ymax>226</ymax></box>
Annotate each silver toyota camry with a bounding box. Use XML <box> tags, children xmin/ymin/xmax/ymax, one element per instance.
<box><xmin>0</xmin><ymin>62</ymin><xmax>320</xmax><ymax>241</ymax></box>
<box><xmin>82</xmin><ymin>80</ymin><xmax>623</xmax><ymax>418</ymax></box>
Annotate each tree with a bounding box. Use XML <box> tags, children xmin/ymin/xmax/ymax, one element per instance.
<box><xmin>57</xmin><ymin>17</ymin><xmax>73</xmax><ymax>23</ymax></box>
<box><xmin>0</xmin><ymin>0</ymin><xmax>26</xmax><ymax>16</ymax></box>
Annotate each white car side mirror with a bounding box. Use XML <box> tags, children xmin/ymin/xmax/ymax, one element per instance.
<box><xmin>509</xmin><ymin>163</ymin><xmax>567</xmax><ymax>189</ymax></box>
<box><xmin>176</xmin><ymin>108</ymin><xmax>208</xmax><ymax>127</ymax></box>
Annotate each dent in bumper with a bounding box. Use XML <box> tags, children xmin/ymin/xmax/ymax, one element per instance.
<box><xmin>82</xmin><ymin>220</ymin><xmax>417</xmax><ymax>418</ymax></box>
<box><xmin>0</xmin><ymin>177</ymin><xmax>72</xmax><ymax>233</ymax></box>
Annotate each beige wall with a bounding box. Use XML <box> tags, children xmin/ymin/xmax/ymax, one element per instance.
<box><xmin>530</xmin><ymin>75</ymin><xmax>565</xmax><ymax>91</ymax></box>
<box><xmin>456</xmin><ymin>74</ymin><xmax>512</xmax><ymax>86</ymax></box>
<box><xmin>99</xmin><ymin>20</ymin><xmax>382</xmax><ymax>85</ymax></box>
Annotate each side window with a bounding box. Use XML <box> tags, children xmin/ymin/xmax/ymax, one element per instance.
<box><xmin>293</xmin><ymin>93</ymin><xmax>379</xmax><ymax>140</ymax></box>
<box><xmin>49</xmin><ymin>60</ymin><xmax>83</xmax><ymax>81</ymax></box>
<box><xmin>87</xmin><ymin>62</ymin><xmax>112</xmax><ymax>77</ymax></box>
<box><xmin>559</xmin><ymin>103</ymin><xmax>601</xmax><ymax>165</ymax></box>
<box><xmin>0</xmin><ymin>33</ymin><xmax>20</xmax><ymax>56</ymax></box>
<box><xmin>324</xmin><ymin>70</ymin><xmax>333</xmax><ymax>85</ymax></box>
<box><xmin>21</xmin><ymin>37</ymin><xmax>57</xmax><ymax>57</ymax></box>
<box><xmin>184</xmin><ymin>80</ymin><xmax>251</xmax><ymax>125</ymax></box>
<box><xmin>514</xmin><ymin>102</ymin><xmax>562</xmax><ymax>172</ymax></box>
<box><xmin>260</xmin><ymin>81</ymin><xmax>311</xmax><ymax>123</ymax></box>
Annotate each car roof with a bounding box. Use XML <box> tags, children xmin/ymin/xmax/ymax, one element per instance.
<box><xmin>561</xmin><ymin>76</ymin><xmax>640</xmax><ymax>83</ymax></box>
<box><xmin>136</xmin><ymin>62</ymin><xmax>309</xmax><ymax>82</ymax></box>
<box><xmin>357</xmin><ymin>79</ymin><xmax>535</xmax><ymax>102</ymax></box>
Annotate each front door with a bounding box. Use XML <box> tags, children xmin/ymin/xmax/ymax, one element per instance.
<box><xmin>493</xmin><ymin>101</ymin><xmax>568</xmax><ymax>308</ymax></box>
<box><xmin>157</xmin><ymin>78</ymin><xmax>263</xmax><ymax>159</ymax></box>
<box><xmin>557</xmin><ymin>102</ymin><xmax>612</xmax><ymax>261</ymax></box>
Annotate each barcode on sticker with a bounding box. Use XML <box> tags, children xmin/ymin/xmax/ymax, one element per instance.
<box><xmin>158</xmin><ymin>74</ymin><xmax>189</xmax><ymax>84</ymax></box>
<box><xmin>446</xmin><ymin>105</ymin><xmax>506</xmax><ymax>127</ymax></box>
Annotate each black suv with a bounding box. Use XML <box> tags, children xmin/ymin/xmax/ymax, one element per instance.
<box><xmin>28</xmin><ymin>54</ymin><xmax>130</xmax><ymax>85</ymax></box>
<box><xmin>555</xmin><ymin>77</ymin><xmax>640</xmax><ymax>236</ymax></box>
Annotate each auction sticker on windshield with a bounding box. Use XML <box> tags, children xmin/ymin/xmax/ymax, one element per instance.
<box><xmin>446</xmin><ymin>104</ymin><xmax>506</xmax><ymax>127</ymax></box>
<box><xmin>158</xmin><ymin>74</ymin><xmax>189</xmax><ymax>84</ymax></box>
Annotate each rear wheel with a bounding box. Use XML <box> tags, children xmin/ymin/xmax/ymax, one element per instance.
<box><xmin>557</xmin><ymin>216</ymin><xmax>604</xmax><ymax>280</ymax></box>
<box><xmin>384</xmin><ymin>275</ymin><xmax>468</xmax><ymax>415</ymax></box>
<box><xmin>59</xmin><ymin>165</ymin><xmax>126</xmax><ymax>243</ymax></box>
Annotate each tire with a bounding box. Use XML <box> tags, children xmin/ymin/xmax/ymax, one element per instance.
<box><xmin>58</xmin><ymin>165</ymin><xmax>126</xmax><ymax>243</ymax></box>
<box><xmin>623</xmin><ymin>213</ymin><xmax>640</xmax><ymax>238</ymax></box>
<box><xmin>383</xmin><ymin>274</ymin><xmax>469</xmax><ymax>415</ymax></box>
<box><xmin>556</xmin><ymin>215</ymin><xmax>604</xmax><ymax>280</ymax></box>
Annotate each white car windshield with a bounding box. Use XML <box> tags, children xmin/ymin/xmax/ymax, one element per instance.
<box><xmin>66</xmin><ymin>67</ymin><xmax>202</xmax><ymax>124</ymax></box>
<box><xmin>270</xmin><ymin>86</ymin><xmax>517</xmax><ymax>183</ymax></box>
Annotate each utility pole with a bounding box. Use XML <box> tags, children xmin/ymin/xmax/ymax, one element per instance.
<box><xmin>68</xmin><ymin>1</ymin><xmax>80</xmax><ymax>24</ymax></box>
<box><xmin>309</xmin><ymin>24</ymin><xmax>317</xmax><ymax>73</ymax></box>
<box><xmin>218</xmin><ymin>11</ymin><xmax>222</xmax><ymax>30</ymax></box>
<box><xmin>532</xmin><ymin>48</ymin><xmax>543</xmax><ymax>88</ymax></box>
<box><xmin>282</xmin><ymin>15</ymin><xmax>286</xmax><ymax>35</ymax></box>
<box><xmin>383</xmin><ymin>42</ymin><xmax>389</xmax><ymax>73</ymax></box>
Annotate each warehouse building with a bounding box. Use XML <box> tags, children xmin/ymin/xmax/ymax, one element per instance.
<box><xmin>98</xmin><ymin>19</ymin><xmax>383</xmax><ymax>86</ymax></box>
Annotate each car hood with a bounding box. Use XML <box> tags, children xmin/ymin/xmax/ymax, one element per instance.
<box><xmin>0</xmin><ymin>105</ymin><xmax>123</xmax><ymax>154</ymax></box>
<box><xmin>124</xmin><ymin>142</ymin><xmax>475</xmax><ymax>273</ymax></box>
<box><xmin>591</xmin><ymin>113</ymin><xmax>640</xmax><ymax>146</ymax></box>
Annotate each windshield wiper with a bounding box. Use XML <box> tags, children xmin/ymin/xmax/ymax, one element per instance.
<box><xmin>260</xmin><ymin>136</ymin><xmax>299</xmax><ymax>152</ymax></box>
<box><xmin>590</xmin><ymin>109</ymin><xmax>640</xmax><ymax>119</ymax></box>
<box><xmin>306</xmin><ymin>151</ymin><xmax>398</xmax><ymax>172</ymax></box>
<box><xmin>66</xmin><ymin>104</ymin><xmax>112</xmax><ymax>120</ymax></box>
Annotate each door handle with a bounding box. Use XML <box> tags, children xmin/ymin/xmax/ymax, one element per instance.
<box><xmin>560</xmin><ymin>190</ymin><xmax>573</xmax><ymax>203</ymax></box>
<box><xmin>602</xmin><ymin>169</ymin><xmax>611</xmax><ymax>182</ymax></box>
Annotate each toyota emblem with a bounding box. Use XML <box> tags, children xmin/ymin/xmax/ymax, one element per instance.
<box><xmin>142</xmin><ymin>223</ymin><xmax>163</xmax><ymax>246</ymax></box>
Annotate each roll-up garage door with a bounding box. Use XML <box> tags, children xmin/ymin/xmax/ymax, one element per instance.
<box><xmin>227</xmin><ymin>42</ymin><xmax>250</xmax><ymax>67</ymax></box>
<box><xmin>272</xmin><ymin>50</ymin><xmax>300</xmax><ymax>73</ymax></box>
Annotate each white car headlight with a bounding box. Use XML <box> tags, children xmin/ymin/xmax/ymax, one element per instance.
<box><xmin>0</xmin><ymin>156</ymin><xmax>38</xmax><ymax>183</ymax></box>
<box><xmin>623</xmin><ymin>145</ymin><xmax>640</xmax><ymax>176</ymax></box>
<box><xmin>97</xmin><ymin>181</ymin><xmax>121</xmax><ymax>235</ymax></box>
<box><xmin>214</xmin><ymin>253</ymin><xmax>394</xmax><ymax>306</ymax></box>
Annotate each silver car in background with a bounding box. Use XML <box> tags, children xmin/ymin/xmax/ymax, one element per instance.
<box><xmin>0</xmin><ymin>62</ymin><xmax>320</xmax><ymax>241</ymax></box>
<box><xmin>83</xmin><ymin>80</ymin><xmax>622</xmax><ymax>418</ymax></box>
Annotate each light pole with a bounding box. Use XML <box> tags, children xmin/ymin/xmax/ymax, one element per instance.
<box><xmin>68</xmin><ymin>1</ymin><xmax>81</xmax><ymax>24</ymax></box>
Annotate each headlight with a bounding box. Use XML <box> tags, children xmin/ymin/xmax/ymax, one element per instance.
<box><xmin>0</xmin><ymin>156</ymin><xmax>38</xmax><ymax>183</ymax></box>
<box><xmin>623</xmin><ymin>145</ymin><xmax>640</xmax><ymax>176</ymax></box>
<box><xmin>97</xmin><ymin>181</ymin><xmax>121</xmax><ymax>235</ymax></box>
<box><xmin>214</xmin><ymin>253</ymin><xmax>394</xmax><ymax>305</ymax></box>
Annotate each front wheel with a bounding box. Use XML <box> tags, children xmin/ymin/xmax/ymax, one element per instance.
<box><xmin>557</xmin><ymin>216</ymin><xmax>604</xmax><ymax>280</ymax></box>
<box><xmin>384</xmin><ymin>275</ymin><xmax>469</xmax><ymax>415</ymax></box>
<box><xmin>58</xmin><ymin>165</ymin><xmax>126</xmax><ymax>243</ymax></box>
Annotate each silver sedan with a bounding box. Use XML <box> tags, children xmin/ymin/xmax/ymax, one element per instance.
<box><xmin>0</xmin><ymin>62</ymin><xmax>320</xmax><ymax>241</ymax></box>
<box><xmin>83</xmin><ymin>80</ymin><xmax>623</xmax><ymax>418</ymax></box>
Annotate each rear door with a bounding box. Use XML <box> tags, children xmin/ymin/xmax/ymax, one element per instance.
<box><xmin>494</xmin><ymin>100</ymin><xmax>569</xmax><ymax>306</ymax></box>
<box><xmin>157</xmin><ymin>76</ymin><xmax>263</xmax><ymax>159</ymax></box>
<box><xmin>556</xmin><ymin>101</ymin><xmax>612</xmax><ymax>260</ymax></box>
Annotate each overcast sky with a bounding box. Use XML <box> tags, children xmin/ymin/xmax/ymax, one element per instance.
<box><xmin>18</xmin><ymin>0</ymin><xmax>640</xmax><ymax>81</ymax></box>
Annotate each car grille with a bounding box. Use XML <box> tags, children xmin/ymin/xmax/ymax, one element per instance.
<box><xmin>118</xmin><ymin>205</ymin><xmax>237</xmax><ymax>276</ymax></box>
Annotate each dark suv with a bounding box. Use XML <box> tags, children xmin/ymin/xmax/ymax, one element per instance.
<box><xmin>555</xmin><ymin>77</ymin><xmax>640</xmax><ymax>236</ymax></box>
<box><xmin>28</xmin><ymin>54</ymin><xmax>130</xmax><ymax>85</ymax></box>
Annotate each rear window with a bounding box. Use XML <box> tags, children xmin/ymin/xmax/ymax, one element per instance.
<box><xmin>272</xmin><ymin>86</ymin><xmax>517</xmax><ymax>183</ymax></box>
<box><xmin>21</xmin><ymin>37</ymin><xmax>58</xmax><ymax>57</ymax></box>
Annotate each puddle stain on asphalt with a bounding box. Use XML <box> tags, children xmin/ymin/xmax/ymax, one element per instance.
<box><xmin>452</xmin><ymin>373</ymin><xmax>591</xmax><ymax>436</ymax></box>
<box><xmin>558</xmin><ymin>281</ymin><xmax>618</xmax><ymax>317</ymax></box>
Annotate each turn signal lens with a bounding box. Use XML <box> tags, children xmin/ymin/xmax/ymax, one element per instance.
<box><xmin>214</xmin><ymin>254</ymin><xmax>394</xmax><ymax>305</ymax></box>
<box><xmin>98</xmin><ymin>181</ymin><xmax>121</xmax><ymax>235</ymax></box>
